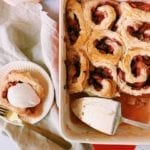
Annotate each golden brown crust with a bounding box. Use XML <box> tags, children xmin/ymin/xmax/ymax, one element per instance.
<box><xmin>87</xmin><ymin>30</ymin><xmax>125</xmax><ymax>66</ymax></box>
<box><xmin>84</xmin><ymin>62</ymin><xmax>118</xmax><ymax>98</ymax></box>
<box><xmin>67</xmin><ymin>49</ymin><xmax>89</xmax><ymax>93</ymax></box>
<box><xmin>83</xmin><ymin>0</ymin><xmax>117</xmax><ymax>31</ymax></box>
<box><xmin>116</xmin><ymin>2</ymin><xmax>150</xmax><ymax>50</ymax></box>
<box><xmin>65</xmin><ymin>0</ymin><xmax>90</xmax><ymax>50</ymax></box>
<box><xmin>118</xmin><ymin>48</ymin><xmax>150</xmax><ymax>96</ymax></box>
<box><xmin>65</xmin><ymin>0</ymin><xmax>150</xmax><ymax>108</ymax></box>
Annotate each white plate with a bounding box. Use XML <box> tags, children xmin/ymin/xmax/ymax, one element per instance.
<box><xmin>0</xmin><ymin>61</ymin><xmax>54</xmax><ymax>125</ymax></box>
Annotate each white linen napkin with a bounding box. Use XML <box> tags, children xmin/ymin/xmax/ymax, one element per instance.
<box><xmin>0</xmin><ymin>1</ymin><xmax>92</xmax><ymax>150</ymax></box>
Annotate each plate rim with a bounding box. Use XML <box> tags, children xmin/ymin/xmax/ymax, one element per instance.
<box><xmin>0</xmin><ymin>60</ymin><xmax>54</xmax><ymax>126</ymax></box>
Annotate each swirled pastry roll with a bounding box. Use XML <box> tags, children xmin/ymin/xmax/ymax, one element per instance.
<box><xmin>83</xmin><ymin>0</ymin><xmax>117</xmax><ymax>30</ymax></box>
<box><xmin>84</xmin><ymin>62</ymin><xmax>117</xmax><ymax>98</ymax></box>
<box><xmin>117</xmin><ymin>2</ymin><xmax>150</xmax><ymax>49</ymax></box>
<box><xmin>66</xmin><ymin>49</ymin><xmax>89</xmax><ymax>93</ymax></box>
<box><xmin>86</xmin><ymin>30</ymin><xmax>124</xmax><ymax>66</ymax></box>
<box><xmin>117</xmin><ymin>48</ymin><xmax>150</xmax><ymax>96</ymax></box>
<box><xmin>66</xmin><ymin>0</ymin><xmax>90</xmax><ymax>49</ymax></box>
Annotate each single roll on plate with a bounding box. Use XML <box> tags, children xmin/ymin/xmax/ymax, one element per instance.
<box><xmin>1</xmin><ymin>70</ymin><xmax>44</xmax><ymax>117</ymax></box>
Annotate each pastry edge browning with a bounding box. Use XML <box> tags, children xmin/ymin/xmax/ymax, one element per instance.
<box><xmin>67</xmin><ymin>49</ymin><xmax>89</xmax><ymax>93</ymax></box>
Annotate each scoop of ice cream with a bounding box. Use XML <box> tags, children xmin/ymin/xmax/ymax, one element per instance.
<box><xmin>7</xmin><ymin>83</ymin><xmax>40</xmax><ymax>108</ymax></box>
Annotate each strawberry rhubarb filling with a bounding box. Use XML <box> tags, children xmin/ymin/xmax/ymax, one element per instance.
<box><xmin>128</xmin><ymin>2</ymin><xmax>150</xmax><ymax>12</ymax></box>
<box><xmin>127</xmin><ymin>23</ymin><xmax>150</xmax><ymax>42</ymax></box>
<box><xmin>66</xmin><ymin>14</ymin><xmax>81</xmax><ymax>45</ymax></box>
<box><xmin>88</xmin><ymin>66</ymin><xmax>112</xmax><ymax>91</ymax></box>
<box><xmin>91</xmin><ymin>5</ymin><xmax>105</xmax><ymax>25</ymax></box>
<box><xmin>67</xmin><ymin>54</ymin><xmax>81</xmax><ymax>83</ymax></box>
<box><xmin>91</xmin><ymin>2</ymin><xmax>120</xmax><ymax>30</ymax></box>
<box><xmin>94</xmin><ymin>37</ymin><xmax>121</xmax><ymax>54</ymax></box>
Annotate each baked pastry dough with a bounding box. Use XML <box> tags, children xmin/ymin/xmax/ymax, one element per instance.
<box><xmin>86</xmin><ymin>30</ymin><xmax>124</xmax><ymax>66</ymax></box>
<box><xmin>117</xmin><ymin>48</ymin><xmax>150</xmax><ymax>96</ymax></box>
<box><xmin>83</xmin><ymin>0</ymin><xmax>117</xmax><ymax>30</ymax></box>
<box><xmin>119</xmin><ymin>2</ymin><xmax>150</xmax><ymax>20</ymax></box>
<box><xmin>66</xmin><ymin>1</ymin><xmax>150</xmax><ymax>96</ymax></box>
<box><xmin>84</xmin><ymin>62</ymin><xmax>117</xmax><ymax>98</ymax></box>
<box><xmin>65</xmin><ymin>0</ymin><xmax>150</xmax><ymax>127</ymax></box>
<box><xmin>1</xmin><ymin>70</ymin><xmax>44</xmax><ymax>117</ymax></box>
<box><xmin>117</xmin><ymin>2</ymin><xmax>150</xmax><ymax>50</ymax></box>
<box><xmin>66</xmin><ymin>0</ymin><xmax>90</xmax><ymax>49</ymax></box>
<box><xmin>66</xmin><ymin>49</ymin><xmax>89</xmax><ymax>93</ymax></box>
